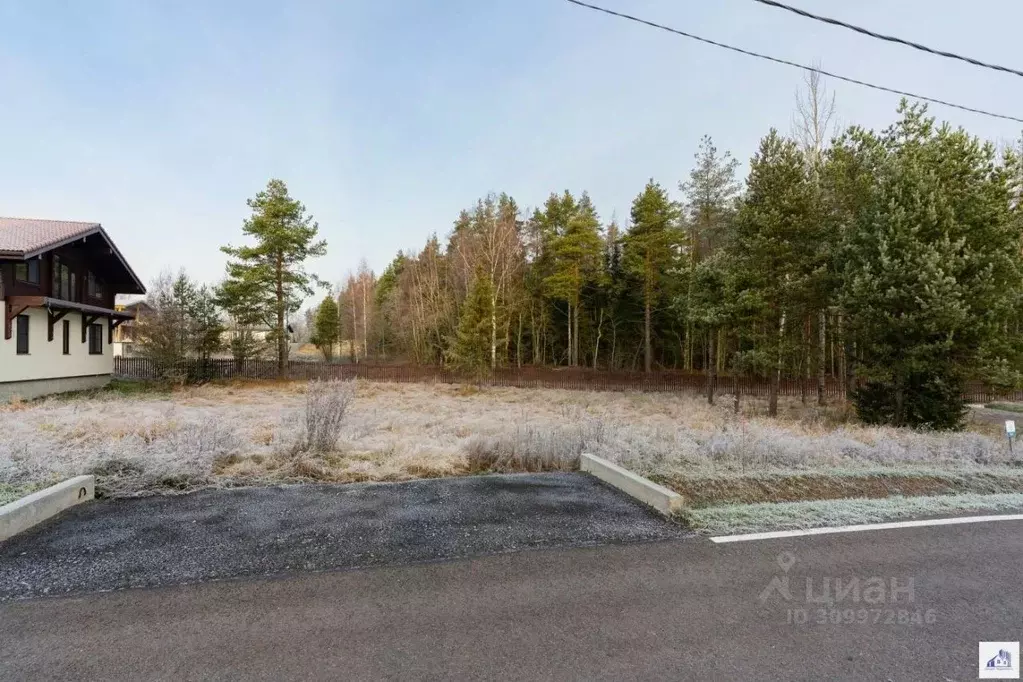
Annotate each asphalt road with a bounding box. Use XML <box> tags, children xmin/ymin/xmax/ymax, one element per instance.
<box><xmin>0</xmin><ymin>473</ymin><xmax>685</xmax><ymax>600</ymax></box>
<box><xmin>3</xmin><ymin>520</ymin><xmax>1022</xmax><ymax>681</ymax></box>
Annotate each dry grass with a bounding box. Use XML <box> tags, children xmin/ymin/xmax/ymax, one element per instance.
<box><xmin>0</xmin><ymin>380</ymin><xmax>1017</xmax><ymax>500</ymax></box>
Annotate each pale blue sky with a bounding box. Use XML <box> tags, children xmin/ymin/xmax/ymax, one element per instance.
<box><xmin>2</xmin><ymin>0</ymin><xmax>1022</xmax><ymax>299</ymax></box>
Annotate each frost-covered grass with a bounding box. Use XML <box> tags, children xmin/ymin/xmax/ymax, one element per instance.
<box><xmin>0</xmin><ymin>380</ymin><xmax>1018</xmax><ymax>500</ymax></box>
<box><xmin>684</xmin><ymin>493</ymin><xmax>1023</xmax><ymax>534</ymax></box>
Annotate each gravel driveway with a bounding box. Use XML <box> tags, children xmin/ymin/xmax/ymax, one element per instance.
<box><xmin>0</xmin><ymin>472</ymin><xmax>686</xmax><ymax>601</ymax></box>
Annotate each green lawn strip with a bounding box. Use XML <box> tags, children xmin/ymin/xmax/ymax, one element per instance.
<box><xmin>681</xmin><ymin>493</ymin><xmax>1023</xmax><ymax>535</ymax></box>
<box><xmin>985</xmin><ymin>402</ymin><xmax>1023</xmax><ymax>413</ymax></box>
<box><xmin>646</xmin><ymin>467</ymin><xmax>1023</xmax><ymax>508</ymax></box>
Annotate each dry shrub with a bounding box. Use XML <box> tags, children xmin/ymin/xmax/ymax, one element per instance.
<box><xmin>302</xmin><ymin>379</ymin><xmax>356</xmax><ymax>454</ymax></box>
<box><xmin>465</xmin><ymin>419</ymin><xmax>609</xmax><ymax>473</ymax></box>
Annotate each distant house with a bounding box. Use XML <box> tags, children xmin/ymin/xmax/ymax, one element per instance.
<box><xmin>112</xmin><ymin>299</ymin><xmax>155</xmax><ymax>357</ymax></box>
<box><xmin>0</xmin><ymin>217</ymin><xmax>145</xmax><ymax>400</ymax></box>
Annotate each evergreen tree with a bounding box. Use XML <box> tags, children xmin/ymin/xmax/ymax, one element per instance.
<box><xmin>679</xmin><ymin>136</ymin><xmax>741</xmax><ymax>376</ymax></box>
<box><xmin>729</xmin><ymin>130</ymin><xmax>816</xmax><ymax>415</ymax></box>
<box><xmin>311</xmin><ymin>295</ymin><xmax>341</xmax><ymax>361</ymax></box>
<box><xmin>446</xmin><ymin>270</ymin><xmax>495</xmax><ymax>379</ymax></box>
<box><xmin>218</xmin><ymin>179</ymin><xmax>326</xmax><ymax>374</ymax></box>
<box><xmin>623</xmin><ymin>180</ymin><xmax>682</xmax><ymax>372</ymax></box>
<box><xmin>545</xmin><ymin>192</ymin><xmax>604</xmax><ymax>366</ymax></box>
<box><xmin>839</xmin><ymin>102</ymin><xmax>1023</xmax><ymax>428</ymax></box>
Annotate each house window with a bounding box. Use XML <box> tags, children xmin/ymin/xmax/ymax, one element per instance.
<box><xmin>88</xmin><ymin>323</ymin><xmax>103</xmax><ymax>355</ymax></box>
<box><xmin>62</xmin><ymin>320</ymin><xmax>70</xmax><ymax>355</ymax></box>
<box><xmin>16</xmin><ymin>315</ymin><xmax>29</xmax><ymax>354</ymax></box>
<box><xmin>50</xmin><ymin>257</ymin><xmax>72</xmax><ymax>299</ymax></box>
<box><xmin>15</xmin><ymin>259</ymin><xmax>40</xmax><ymax>284</ymax></box>
<box><xmin>86</xmin><ymin>272</ymin><xmax>103</xmax><ymax>300</ymax></box>
<box><xmin>70</xmin><ymin>272</ymin><xmax>77</xmax><ymax>301</ymax></box>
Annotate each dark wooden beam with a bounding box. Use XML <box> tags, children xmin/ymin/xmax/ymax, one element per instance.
<box><xmin>108</xmin><ymin>317</ymin><xmax>128</xmax><ymax>344</ymax></box>
<box><xmin>4</xmin><ymin>296</ymin><xmax>43</xmax><ymax>340</ymax></box>
<box><xmin>81</xmin><ymin>313</ymin><xmax>101</xmax><ymax>343</ymax></box>
<box><xmin>47</xmin><ymin>308</ymin><xmax>70</xmax><ymax>342</ymax></box>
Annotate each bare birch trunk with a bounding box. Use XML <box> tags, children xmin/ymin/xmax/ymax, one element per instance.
<box><xmin>817</xmin><ymin>311</ymin><xmax>826</xmax><ymax>405</ymax></box>
<box><xmin>490</xmin><ymin>293</ymin><xmax>497</xmax><ymax>370</ymax></box>
<box><xmin>770</xmin><ymin>312</ymin><xmax>785</xmax><ymax>417</ymax></box>
<box><xmin>643</xmin><ymin>298</ymin><xmax>652</xmax><ymax>373</ymax></box>
<box><xmin>732</xmin><ymin>369</ymin><xmax>740</xmax><ymax>414</ymax></box>
<box><xmin>573</xmin><ymin>302</ymin><xmax>580</xmax><ymax>368</ymax></box>
<box><xmin>707</xmin><ymin>327</ymin><xmax>717</xmax><ymax>405</ymax></box>
<box><xmin>837</xmin><ymin>313</ymin><xmax>847</xmax><ymax>401</ymax></box>
<box><xmin>516</xmin><ymin>311</ymin><xmax>523</xmax><ymax>369</ymax></box>
<box><xmin>566</xmin><ymin>301</ymin><xmax>573</xmax><ymax>367</ymax></box>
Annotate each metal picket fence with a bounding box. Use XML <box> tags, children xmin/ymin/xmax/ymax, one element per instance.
<box><xmin>113</xmin><ymin>357</ymin><xmax>1023</xmax><ymax>402</ymax></box>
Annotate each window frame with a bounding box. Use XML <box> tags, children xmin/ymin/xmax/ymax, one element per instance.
<box><xmin>88</xmin><ymin>323</ymin><xmax>103</xmax><ymax>355</ymax></box>
<box><xmin>62</xmin><ymin>319</ymin><xmax>71</xmax><ymax>355</ymax></box>
<box><xmin>16</xmin><ymin>314</ymin><xmax>30</xmax><ymax>354</ymax></box>
<box><xmin>15</xmin><ymin>258</ymin><xmax>40</xmax><ymax>285</ymax></box>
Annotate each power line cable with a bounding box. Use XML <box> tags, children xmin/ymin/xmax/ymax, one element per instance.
<box><xmin>563</xmin><ymin>0</ymin><xmax>1023</xmax><ymax>124</ymax></box>
<box><xmin>752</xmin><ymin>0</ymin><xmax>1023</xmax><ymax>79</ymax></box>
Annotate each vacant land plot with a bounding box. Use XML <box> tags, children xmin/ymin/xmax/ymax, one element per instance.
<box><xmin>2</xmin><ymin>380</ymin><xmax>1021</xmax><ymax>508</ymax></box>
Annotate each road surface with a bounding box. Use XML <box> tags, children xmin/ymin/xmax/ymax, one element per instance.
<box><xmin>3</xmin><ymin>519</ymin><xmax>1021</xmax><ymax>681</ymax></box>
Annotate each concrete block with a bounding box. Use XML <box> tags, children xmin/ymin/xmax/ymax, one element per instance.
<box><xmin>580</xmin><ymin>453</ymin><xmax>685</xmax><ymax>516</ymax></box>
<box><xmin>0</xmin><ymin>475</ymin><xmax>95</xmax><ymax>542</ymax></box>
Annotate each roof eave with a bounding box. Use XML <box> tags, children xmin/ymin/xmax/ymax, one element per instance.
<box><xmin>18</xmin><ymin>225</ymin><xmax>146</xmax><ymax>296</ymax></box>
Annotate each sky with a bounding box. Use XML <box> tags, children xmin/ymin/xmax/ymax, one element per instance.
<box><xmin>2</xmin><ymin>0</ymin><xmax>1022</xmax><ymax>303</ymax></box>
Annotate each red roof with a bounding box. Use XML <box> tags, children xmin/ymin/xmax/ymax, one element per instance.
<box><xmin>0</xmin><ymin>217</ymin><xmax>145</xmax><ymax>294</ymax></box>
<box><xmin>0</xmin><ymin>217</ymin><xmax>101</xmax><ymax>256</ymax></box>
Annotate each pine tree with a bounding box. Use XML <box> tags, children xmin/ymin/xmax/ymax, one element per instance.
<box><xmin>729</xmin><ymin>130</ymin><xmax>815</xmax><ymax>415</ymax></box>
<box><xmin>623</xmin><ymin>180</ymin><xmax>682</xmax><ymax>372</ymax></box>
<box><xmin>680</xmin><ymin>135</ymin><xmax>741</xmax><ymax>380</ymax></box>
<box><xmin>545</xmin><ymin>192</ymin><xmax>604</xmax><ymax>366</ymax></box>
<box><xmin>839</xmin><ymin>102</ymin><xmax>1023</xmax><ymax>428</ymax></box>
<box><xmin>218</xmin><ymin>179</ymin><xmax>326</xmax><ymax>375</ymax></box>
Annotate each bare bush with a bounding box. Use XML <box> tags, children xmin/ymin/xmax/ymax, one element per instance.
<box><xmin>465</xmin><ymin>418</ymin><xmax>610</xmax><ymax>473</ymax></box>
<box><xmin>302</xmin><ymin>380</ymin><xmax>356</xmax><ymax>453</ymax></box>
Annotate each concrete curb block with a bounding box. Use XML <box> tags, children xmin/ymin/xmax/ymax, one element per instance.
<box><xmin>580</xmin><ymin>454</ymin><xmax>684</xmax><ymax>516</ymax></box>
<box><xmin>0</xmin><ymin>476</ymin><xmax>95</xmax><ymax>542</ymax></box>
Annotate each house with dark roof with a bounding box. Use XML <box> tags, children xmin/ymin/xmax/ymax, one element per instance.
<box><xmin>111</xmin><ymin>299</ymin><xmax>156</xmax><ymax>357</ymax></box>
<box><xmin>0</xmin><ymin>217</ymin><xmax>145</xmax><ymax>399</ymax></box>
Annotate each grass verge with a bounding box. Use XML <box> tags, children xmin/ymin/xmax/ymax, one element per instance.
<box><xmin>986</xmin><ymin>402</ymin><xmax>1023</xmax><ymax>413</ymax></box>
<box><xmin>680</xmin><ymin>493</ymin><xmax>1023</xmax><ymax>535</ymax></box>
<box><xmin>652</xmin><ymin>468</ymin><xmax>1023</xmax><ymax>507</ymax></box>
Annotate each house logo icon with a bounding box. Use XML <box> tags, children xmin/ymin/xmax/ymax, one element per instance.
<box><xmin>989</xmin><ymin>650</ymin><xmax>1013</xmax><ymax>670</ymax></box>
<box><xmin>980</xmin><ymin>642</ymin><xmax>1019</xmax><ymax>679</ymax></box>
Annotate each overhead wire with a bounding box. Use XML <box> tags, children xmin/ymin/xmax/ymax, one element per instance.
<box><xmin>752</xmin><ymin>0</ymin><xmax>1023</xmax><ymax>79</ymax></box>
<box><xmin>563</xmin><ymin>0</ymin><xmax>1023</xmax><ymax>124</ymax></box>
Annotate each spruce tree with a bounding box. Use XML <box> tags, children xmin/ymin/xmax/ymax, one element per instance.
<box><xmin>446</xmin><ymin>271</ymin><xmax>495</xmax><ymax>380</ymax></box>
<box><xmin>311</xmin><ymin>296</ymin><xmax>341</xmax><ymax>361</ymax></box>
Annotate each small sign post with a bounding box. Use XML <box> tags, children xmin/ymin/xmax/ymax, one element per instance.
<box><xmin>1006</xmin><ymin>420</ymin><xmax>1016</xmax><ymax>458</ymax></box>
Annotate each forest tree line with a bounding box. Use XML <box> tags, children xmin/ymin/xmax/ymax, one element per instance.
<box><xmin>325</xmin><ymin>98</ymin><xmax>1023</xmax><ymax>428</ymax></box>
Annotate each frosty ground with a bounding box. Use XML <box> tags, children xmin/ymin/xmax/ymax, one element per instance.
<box><xmin>3</xmin><ymin>380</ymin><xmax>1022</xmax><ymax>530</ymax></box>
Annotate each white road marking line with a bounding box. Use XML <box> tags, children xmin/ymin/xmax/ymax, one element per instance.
<box><xmin>709</xmin><ymin>514</ymin><xmax>1023</xmax><ymax>544</ymax></box>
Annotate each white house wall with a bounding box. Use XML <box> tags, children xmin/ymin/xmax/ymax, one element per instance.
<box><xmin>0</xmin><ymin>305</ymin><xmax>113</xmax><ymax>384</ymax></box>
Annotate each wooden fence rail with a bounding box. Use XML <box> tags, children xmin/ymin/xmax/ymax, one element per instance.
<box><xmin>112</xmin><ymin>357</ymin><xmax>1023</xmax><ymax>403</ymax></box>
